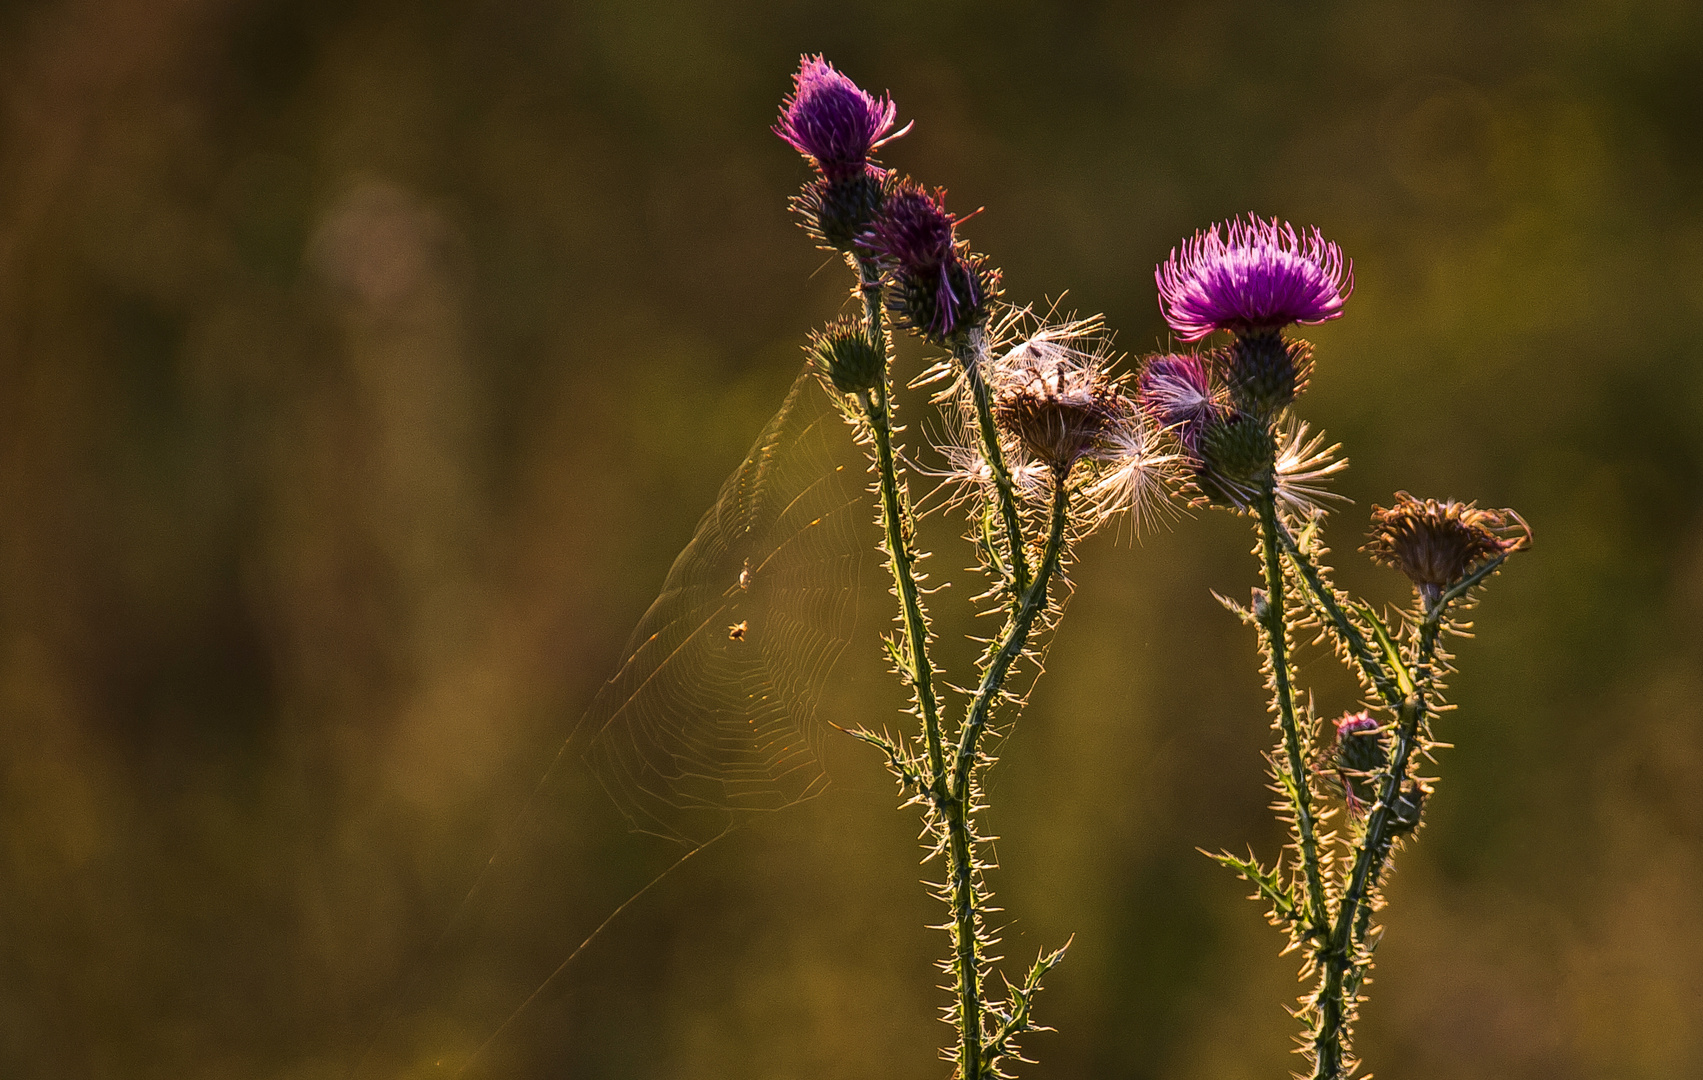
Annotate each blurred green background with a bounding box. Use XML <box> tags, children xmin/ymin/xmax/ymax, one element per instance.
<box><xmin>3</xmin><ymin>1</ymin><xmax>1702</xmax><ymax>1077</ymax></box>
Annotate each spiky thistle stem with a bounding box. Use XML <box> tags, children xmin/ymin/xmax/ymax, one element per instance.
<box><xmin>852</xmin><ymin>255</ymin><xmax>949</xmax><ymax>800</ymax></box>
<box><xmin>953</xmin><ymin>331</ymin><xmax>1031</xmax><ymax>600</ymax></box>
<box><xmin>1277</xmin><ymin>521</ymin><xmax>1403</xmax><ymax>709</ymax></box>
<box><xmin>1253</xmin><ymin>490</ymin><xmax>1338</xmax><ymax>1075</ymax></box>
<box><xmin>945</xmin><ymin>465</ymin><xmax>1071</xmax><ymax>1078</ymax></box>
<box><xmin>1337</xmin><ymin>554</ymin><xmax>1510</xmax><ymax>988</ymax></box>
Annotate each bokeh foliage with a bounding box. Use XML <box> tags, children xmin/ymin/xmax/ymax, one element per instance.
<box><xmin>2</xmin><ymin>1</ymin><xmax>1701</xmax><ymax>1077</ymax></box>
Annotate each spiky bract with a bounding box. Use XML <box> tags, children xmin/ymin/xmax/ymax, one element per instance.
<box><xmin>1226</xmin><ymin>330</ymin><xmax>1313</xmax><ymax>415</ymax></box>
<box><xmin>792</xmin><ymin>167</ymin><xmax>887</xmax><ymax>250</ymax></box>
<box><xmin>1195</xmin><ymin>412</ymin><xmax>1275</xmax><ymax>508</ymax></box>
<box><xmin>806</xmin><ymin>316</ymin><xmax>885</xmax><ymax>393</ymax></box>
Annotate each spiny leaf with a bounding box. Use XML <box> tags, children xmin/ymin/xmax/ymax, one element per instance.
<box><xmin>1204</xmin><ymin>848</ymin><xmax>1308</xmax><ymax>933</ymax></box>
<box><xmin>1352</xmin><ymin>600</ymin><xmax>1414</xmax><ymax>697</ymax></box>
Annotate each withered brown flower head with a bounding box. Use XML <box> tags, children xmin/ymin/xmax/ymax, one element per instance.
<box><xmin>992</xmin><ymin>338</ymin><xmax>1126</xmax><ymax>471</ymax></box>
<box><xmin>1364</xmin><ymin>491</ymin><xmax>1529</xmax><ymax>601</ymax></box>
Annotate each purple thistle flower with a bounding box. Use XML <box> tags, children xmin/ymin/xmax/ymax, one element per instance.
<box><xmin>1336</xmin><ymin>710</ymin><xmax>1381</xmax><ymax>739</ymax></box>
<box><xmin>1136</xmin><ymin>353</ymin><xmax>1219</xmax><ymax>453</ymax></box>
<box><xmin>863</xmin><ymin>182</ymin><xmax>957</xmax><ymax>270</ymax></box>
<box><xmin>1155</xmin><ymin>215</ymin><xmax>1353</xmax><ymax>342</ymax></box>
<box><xmin>774</xmin><ymin>55</ymin><xmax>906</xmax><ymax>182</ymax></box>
<box><xmin>863</xmin><ymin>181</ymin><xmax>989</xmax><ymax>342</ymax></box>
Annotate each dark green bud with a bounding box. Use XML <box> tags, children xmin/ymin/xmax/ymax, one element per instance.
<box><xmin>807</xmin><ymin>317</ymin><xmax>886</xmax><ymax>393</ymax></box>
<box><xmin>1195</xmin><ymin>411</ymin><xmax>1275</xmax><ymax>507</ymax></box>
<box><xmin>1334</xmin><ymin>712</ymin><xmax>1387</xmax><ymax>777</ymax></box>
<box><xmin>791</xmin><ymin>169</ymin><xmax>886</xmax><ymax>251</ymax></box>
<box><xmin>1227</xmin><ymin>330</ymin><xmax>1313</xmax><ymax>415</ymax></box>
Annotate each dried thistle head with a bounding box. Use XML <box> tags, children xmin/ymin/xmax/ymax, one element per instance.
<box><xmin>928</xmin><ymin>312</ymin><xmax>1178</xmax><ymax>536</ymax></box>
<box><xmin>991</xmin><ymin>325</ymin><xmax>1125</xmax><ymax>472</ymax></box>
<box><xmin>1364</xmin><ymin>492</ymin><xmax>1530</xmax><ymax>604</ymax></box>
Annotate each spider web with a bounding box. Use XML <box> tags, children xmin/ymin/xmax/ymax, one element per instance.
<box><xmin>353</xmin><ymin>365</ymin><xmax>874</xmax><ymax>1078</ymax></box>
<box><xmin>577</xmin><ymin>362</ymin><xmax>871</xmax><ymax>846</ymax></box>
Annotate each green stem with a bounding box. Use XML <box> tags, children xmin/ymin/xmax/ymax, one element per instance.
<box><xmin>1253</xmin><ymin>493</ymin><xmax>1335</xmax><ymax>1076</ymax></box>
<box><xmin>1277</xmin><ymin>521</ymin><xmax>1403</xmax><ymax>709</ymax></box>
<box><xmin>1325</xmin><ymin>593</ymin><xmax>1454</xmax><ymax>1060</ymax></box>
<box><xmin>852</xmin><ymin>258</ymin><xmax>947</xmax><ymax>793</ymax></box>
<box><xmin>947</xmin><ymin>465</ymin><xmax>1071</xmax><ymax>1079</ymax></box>
<box><xmin>1346</xmin><ymin>596</ymin><xmax>1446</xmax><ymax>937</ymax></box>
<box><xmin>953</xmin><ymin>333</ymin><xmax>1031</xmax><ymax>599</ymax></box>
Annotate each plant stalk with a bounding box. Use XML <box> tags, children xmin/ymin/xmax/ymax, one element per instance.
<box><xmin>852</xmin><ymin>257</ymin><xmax>948</xmax><ymax>794</ymax></box>
<box><xmin>953</xmin><ymin>333</ymin><xmax>1031</xmax><ymax>599</ymax></box>
<box><xmin>1277</xmin><ymin>521</ymin><xmax>1403</xmax><ymax>709</ymax></box>
<box><xmin>1253</xmin><ymin>492</ymin><xmax>1337</xmax><ymax>1076</ymax></box>
<box><xmin>947</xmin><ymin>465</ymin><xmax>1071</xmax><ymax>1078</ymax></box>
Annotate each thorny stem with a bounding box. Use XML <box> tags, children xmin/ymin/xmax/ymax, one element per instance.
<box><xmin>1277</xmin><ymin>521</ymin><xmax>1403</xmax><ymax>709</ymax></box>
<box><xmin>1319</xmin><ymin>586</ymin><xmax>1468</xmax><ymax>1071</ymax></box>
<box><xmin>953</xmin><ymin>332</ymin><xmax>1032</xmax><ymax>600</ymax></box>
<box><xmin>852</xmin><ymin>257</ymin><xmax>948</xmax><ymax>796</ymax></box>
<box><xmin>851</xmin><ymin>255</ymin><xmax>990</xmax><ymax>1077</ymax></box>
<box><xmin>1344</xmin><ymin>596</ymin><xmax>1450</xmax><ymax>949</ymax></box>
<box><xmin>946</xmin><ymin>466</ymin><xmax>1071</xmax><ymax>1078</ymax></box>
<box><xmin>1254</xmin><ymin>491</ymin><xmax>1336</xmax><ymax>1076</ymax></box>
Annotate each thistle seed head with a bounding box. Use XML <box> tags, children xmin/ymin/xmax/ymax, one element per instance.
<box><xmin>992</xmin><ymin>334</ymin><xmax>1124</xmax><ymax>471</ymax></box>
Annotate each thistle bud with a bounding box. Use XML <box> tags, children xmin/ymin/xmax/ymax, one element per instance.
<box><xmin>806</xmin><ymin>317</ymin><xmax>886</xmax><ymax>393</ymax></box>
<box><xmin>792</xmin><ymin>168</ymin><xmax>887</xmax><ymax>251</ymax></box>
<box><xmin>991</xmin><ymin>338</ymin><xmax>1124</xmax><ymax>470</ymax></box>
<box><xmin>1364</xmin><ymin>492</ymin><xmax>1529</xmax><ymax>605</ymax></box>
<box><xmin>1334</xmin><ymin>711</ymin><xmax>1387</xmax><ymax>775</ymax></box>
<box><xmin>1194</xmin><ymin>411</ymin><xmax>1275</xmax><ymax>508</ymax></box>
<box><xmin>1136</xmin><ymin>352</ymin><xmax>1220</xmax><ymax>454</ymax></box>
<box><xmin>1227</xmin><ymin>330</ymin><xmax>1313</xmax><ymax>415</ymax></box>
<box><xmin>862</xmin><ymin>180</ymin><xmax>997</xmax><ymax>344</ymax></box>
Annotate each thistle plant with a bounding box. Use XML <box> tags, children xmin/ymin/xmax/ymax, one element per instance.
<box><xmin>1142</xmin><ymin>215</ymin><xmax>1532</xmax><ymax>1077</ymax></box>
<box><xmin>775</xmin><ymin>56</ymin><xmax>1172</xmax><ymax>1078</ymax></box>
